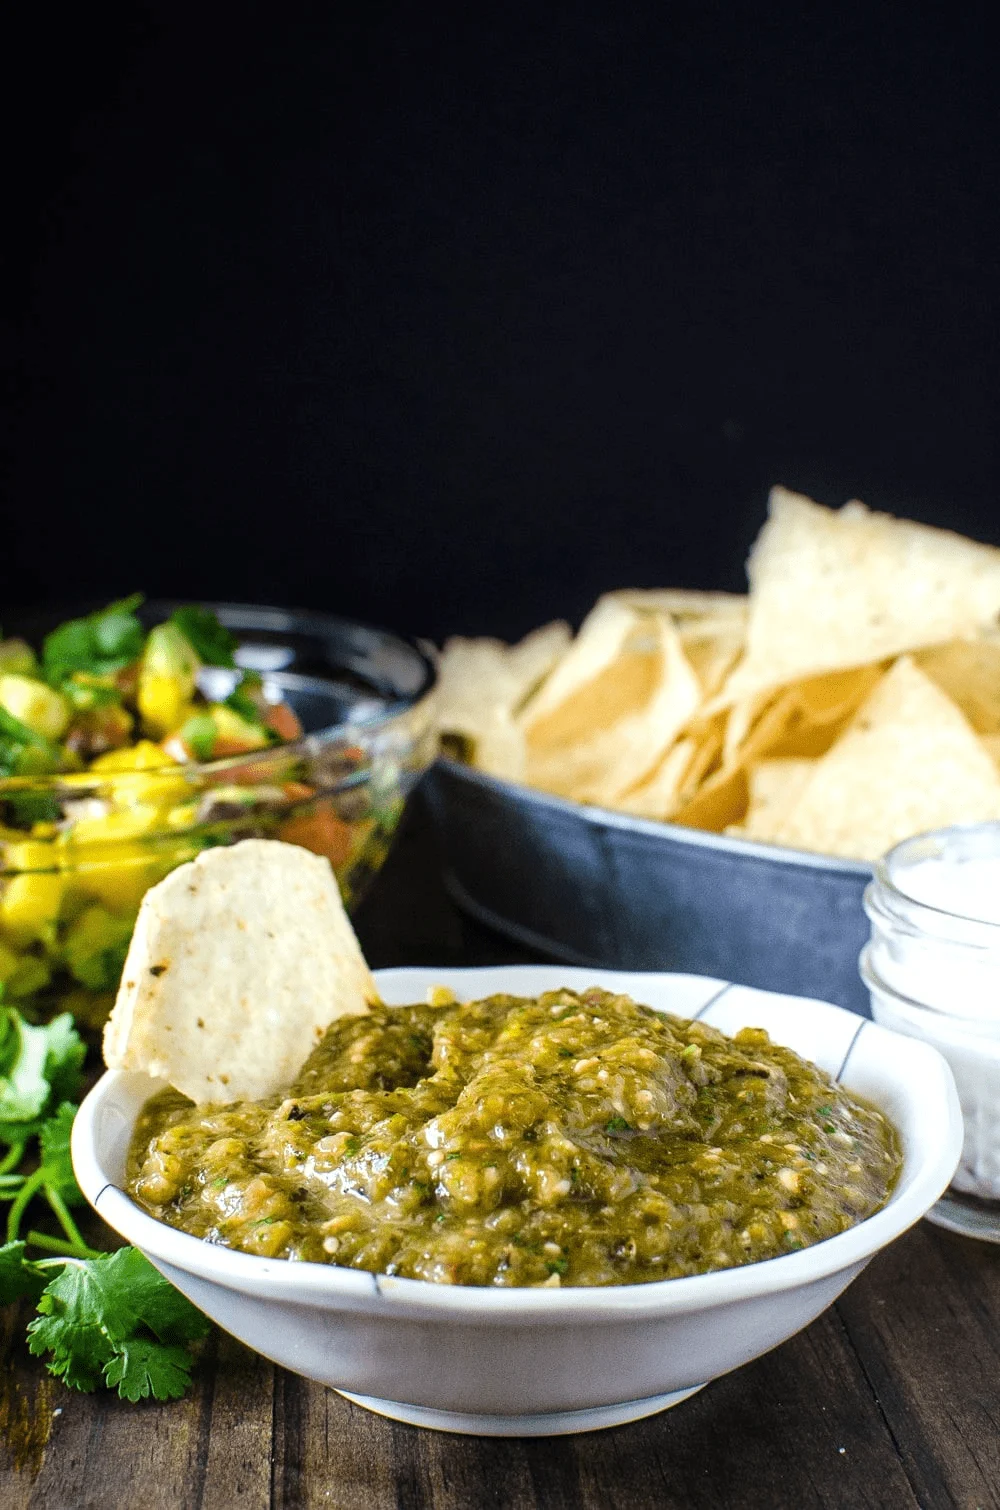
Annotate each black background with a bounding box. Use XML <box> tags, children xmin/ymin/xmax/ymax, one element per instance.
<box><xmin>2</xmin><ymin>4</ymin><xmax>997</xmax><ymax>643</ymax></box>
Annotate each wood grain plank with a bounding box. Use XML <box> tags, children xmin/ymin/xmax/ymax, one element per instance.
<box><xmin>838</xmin><ymin>1221</ymin><xmax>1000</xmax><ymax>1510</ymax></box>
<box><xmin>566</xmin><ymin>1304</ymin><xmax>919</xmax><ymax>1510</ymax></box>
<box><xmin>407</xmin><ymin>1427</ymin><xmax>541</xmax><ymax>1510</ymax></box>
<box><xmin>0</xmin><ymin>1298</ymin><xmax>57</xmax><ymax>1499</ymax></box>
<box><xmin>197</xmin><ymin>1335</ymin><xmax>274</xmax><ymax>1510</ymax></box>
<box><xmin>271</xmin><ymin>1372</ymin><xmax>403</xmax><ymax>1510</ymax></box>
<box><xmin>21</xmin><ymin>1337</ymin><xmax>208</xmax><ymax>1510</ymax></box>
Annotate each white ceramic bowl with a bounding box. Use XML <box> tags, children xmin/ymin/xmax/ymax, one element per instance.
<box><xmin>73</xmin><ymin>966</ymin><xmax>962</xmax><ymax>1437</ymax></box>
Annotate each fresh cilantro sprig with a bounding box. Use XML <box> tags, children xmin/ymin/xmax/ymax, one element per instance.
<box><xmin>0</xmin><ymin>1006</ymin><xmax>86</xmax><ymax>1129</ymax></box>
<box><xmin>224</xmin><ymin>670</ymin><xmax>279</xmax><ymax>744</ymax></box>
<box><xmin>170</xmin><ymin>605</ymin><xmax>238</xmax><ymax>667</ymax></box>
<box><xmin>25</xmin><ymin>1247</ymin><xmax>210</xmax><ymax>1401</ymax></box>
<box><xmin>42</xmin><ymin>595</ymin><xmax>147</xmax><ymax>684</ymax></box>
<box><xmin>0</xmin><ymin>998</ymin><xmax>210</xmax><ymax>1402</ymax></box>
<box><xmin>224</xmin><ymin>669</ymin><xmax>265</xmax><ymax>723</ymax></box>
<box><xmin>1</xmin><ymin>1004</ymin><xmax>92</xmax><ymax>1262</ymax></box>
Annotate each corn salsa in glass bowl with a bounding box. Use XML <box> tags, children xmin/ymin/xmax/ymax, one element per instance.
<box><xmin>0</xmin><ymin>600</ymin><xmax>436</xmax><ymax>1031</ymax></box>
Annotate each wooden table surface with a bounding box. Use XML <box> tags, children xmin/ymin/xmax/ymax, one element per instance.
<box><xmin>3</xmin><ymin>791</ymin><xmax>999</xmax><ymax>1510</ymax></box>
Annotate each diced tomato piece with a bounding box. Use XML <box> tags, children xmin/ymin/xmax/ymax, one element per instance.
<box><xmin>266</xmin><ymin>702</ymin><xmax>304</xmax><ymax>742</ymax></box>
<box><xmin>279</xmin><ymin>801</ymin><xmax>354</xmax><ymax>866</ymax></box>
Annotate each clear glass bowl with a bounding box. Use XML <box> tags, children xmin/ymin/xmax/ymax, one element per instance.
<box><xmin>0</xmin><ymin>603</ymin><xmax>437</xmax><ymax>1031</ymax></box>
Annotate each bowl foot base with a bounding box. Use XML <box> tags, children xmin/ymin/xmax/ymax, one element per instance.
<box><xmin>337</xmin><ymin>1384</ymin><xmax>706</xmax><ymax>1436</ymax></box>
<box><xmin>927</xmin><ymin>1189</ymin><xmax>1000</xmax><ymax>1244</ymax></box>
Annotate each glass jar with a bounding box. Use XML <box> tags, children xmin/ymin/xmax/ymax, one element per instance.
<box><xmin>861</xmin><ymin>822</ymin><xmax>1000</xmax><ymax>1243</ymax></box>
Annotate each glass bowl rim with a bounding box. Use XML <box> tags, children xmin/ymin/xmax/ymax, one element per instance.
<box><xmin>1</xmin><ymin>602</ymin><xmax>438</xmax><ymax>795</ymax></box>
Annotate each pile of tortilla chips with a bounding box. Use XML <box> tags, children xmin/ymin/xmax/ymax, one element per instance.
<box><xmin>436</xmin><ymin>488</ymin><xmax>1000</xmax><ymax>862</ymax></box>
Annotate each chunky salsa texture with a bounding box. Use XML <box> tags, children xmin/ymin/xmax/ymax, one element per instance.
<box><xmin>1</xmin><ymin>599</ymin><xmax>319</xmax><ymax>1014</ymax></box>
<box><xmin>0</xmin><ymin>597</ymin><xmax>301</xmax><ymax>778</ymax></box>
<box><xmin>128</xmin><ymin>989</ymin><xmax>901</xmax><ymax>1287</ymax></box>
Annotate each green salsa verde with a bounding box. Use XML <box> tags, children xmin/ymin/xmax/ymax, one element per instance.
<box><xmin>127</xmin><ymin>989</ymin><xmax>902</xmax><ymax>1287</ymax></box>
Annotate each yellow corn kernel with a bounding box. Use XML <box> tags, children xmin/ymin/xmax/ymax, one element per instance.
<box><xmin>137</xmin><ymin>622</ymin><xmax>200</xmax><ymax>737</ymax></box>
<box><xmin>138</xmin><ymin>677</ymin><xmax>189</xmax><ymax>738</ymax></box>
<box><xmin>0</xmin><ymin>868</ymin><xmax>65</xmax><ymax>944</ymax></box>
<box><xmin>0</xmin><ymin>674</ymin><xmax>69</xmax><ymax>740</ymax></box>
<box><xmin>89</xmin><ymin>744</ymin><xmax>189</xmax><ymax>812</ymax></box>
<box><xmin>90</xmin><ymin>740</ymin><xmax>179</xmax><ymax>773</ymax></box>
<box><xmin>426</xmin><ymin>985</ymin><xmax>458</xmax><ymax>1008</ymax></box>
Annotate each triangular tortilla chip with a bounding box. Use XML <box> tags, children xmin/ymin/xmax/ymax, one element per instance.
<box><xmin>722</xmin><ymin>692</ymin><xmax>774</xmax><ymax>766</ymax></box>
<box><xmin>610</xmin><ymin>588</ymin><xmax>748</xmax><ymax>625</ymax></box>
<box><xmin>609</xmin><ymin>591</ymin><xmax>746</xmax><ymax>701</ymax></box>
<box><xmin>104</xmin><ymin>840</ymin><xmax>378</xmax><ymax>1103</ymax></box>
<box><xmin>524</xmin><ymin>612</ymin><xmax>702</xmax><ymax>805</ymax></box>
<box><xmin>678</xmin><ymin>623</ymin><xmax>745</xmax><ymax>700</ymax></box>
<box><xmin>770</xmin><ymin>657</ymin><xmax>1000</xmax><ymax>860</ymax></box>
<box><xmin>672</xmin><ymin>762</ymin><xmax>749</xmax><ymax>833</ymax></box>
<box><xmin>674</xmin><ymin>669</ymin><xmax>884</xmax><ymax>834</ymax></box>
<box><xmin>720</xmin><ymin>488</ymin><xmax>1000</xmax><ymax>707</ymax></box>
<box><xmin>519</xmin><ymin>597</ymin><xmax>652</xmax><ymax>743</ymax></box>
<box><xmin>916</xmin><ymin>638</ymin><xmax>1000</xmax><ymax>734</ymax></box>
<box><xmin>677</xmin><ymin>714</ymin><xmax>726</xmax><ymax>799</ymax></box>
<box><xmin>621</xmin><ymin>709</ymin><xmax>728</xmax><ymax>822</ymax></box>
<box><xmin>437</xmin><ymin>623</ymin><xmax>570</xmax><ymax>737</ymax></box>
<box><xmin>616</xmin><ymin>738</ymin><xmax>698</xmax><ymax>819</ymax></box>
<box><xmin>504</xmin><ymin>621</ymin><xmax>574</xmax><ymax>713</ymax></box>
<box><xmin>436</xmin><ymin>621</ymin><xmax>570</xmax><ymax>780</ymax></box>
<box><xmin>472</xmin><ymin>710</ymin><xmax>527</xmax><ymax>782</ymax></box>
<box><xmin>981</xmin><ymin>733</ymin><xmax>1000</xmax><ymax>768</ymax></box>
<box><xmin>742</xmin><ymin>759</ymin><xmax>816</xmax><ymax>840</ymax></box>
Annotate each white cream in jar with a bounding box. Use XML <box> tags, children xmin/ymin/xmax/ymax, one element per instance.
<box><xmin>861</xmin><ymin>822</ymin><xmax>1000</xmax><ymax>1242</ymax></box>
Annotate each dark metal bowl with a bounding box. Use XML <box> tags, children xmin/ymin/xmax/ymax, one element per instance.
<box><xmin>424</xmin><ymin>758</ymin><xmax>873</xmax><ymax>1015</ymax></box>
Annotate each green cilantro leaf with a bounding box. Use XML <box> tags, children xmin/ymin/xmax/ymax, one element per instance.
<box><xmin>0</xmin><ymin>1240</ymin><xmax>49</xmax><ymax>1306</ymax></box>
<box><xmin>27</xmin><ymin>1248</ymin><xmax>210</xmax><ymax>1399</ymax></box>
<box><xmin>224</xmin><ymin>671</ymin><xmax>267</xmax><ymax>727</ymax></box>
<box><xmin>0</xmin><ymin>706</ymin><xmax>62</xmax><ymax>779</ymax></box>
<box><xmin>170</xmin><ymin>606</ymin><xmax>238</xmax><ymax>668</ymax></box>
<box><xmin>0</xmin><ymin>1010</ymin><xmax>86</xmax><ymax>1129</ymax></box>
<box><xmin>38</xmin><ymin>1016</ymin><xmax>87</xmax><ymax>1110</ymax></box>
<box><xmin>42</xmin><ymin>596</ymin><xmax>146</xmax><ymax>683</ymax></box>
<box><xmin>107</xmin><ymin>1247</ymin><xmax>211</xmax><ymax>1346</ymax></box>
<box><xmin>604</xmin><ymin>1116</ymin><xmax>632</xmax><ymax>1135</ymax></box>
<box><xmin>0</xmin><ymin>1010</ymin><xmax>84</xmax><ymax>1127</ymax></box>
<box><xmin>2</xmin><ymin>789</ymin><xmax>62</xmax><ymax>827</ymax></box>
<box><xmin>103</xmin><ymin>1337</ymin><xmax>198</xmax><ymax>1403</ymax></box>
<box><xmin>27</xmin><ymin>1267</ymin><xmax>117</xmax><ymax>1391</ymax></box>
<box><xmin>38</xmin><ymin>1104</ymin><xmax>84</xmax><ymax>1207</ymax></box>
